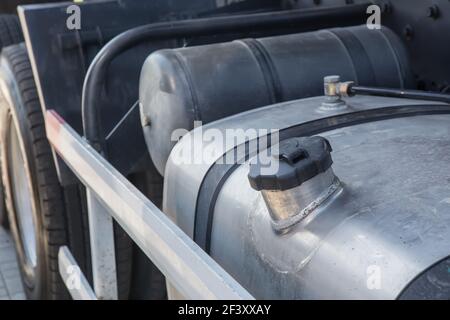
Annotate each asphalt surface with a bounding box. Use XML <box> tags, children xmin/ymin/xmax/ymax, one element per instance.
<box><xmin>0</xmin><ymin>227</ymin><xmax>25</xmax><ymax>299</ymax></box>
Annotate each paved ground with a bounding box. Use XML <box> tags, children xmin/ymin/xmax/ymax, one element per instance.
<box><xmin>0</xmin><ymin>227</ymin><xmax>25</xmax><ymax>299</ymax></box>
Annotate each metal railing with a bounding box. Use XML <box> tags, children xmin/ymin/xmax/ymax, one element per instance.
<box><xmin>46</xmin><ymin>110</ymin><xmax>254</xmax><ymax>300</ymax></box>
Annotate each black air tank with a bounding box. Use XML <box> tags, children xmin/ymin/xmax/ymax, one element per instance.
<box><xmin>139</xmin><ymin>25</ymin><xmax>414</xmax><ymax>175</ymax></box>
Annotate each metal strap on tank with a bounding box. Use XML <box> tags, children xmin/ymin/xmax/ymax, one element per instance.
<box><xmin>378</xmin><ymin>28</ymin><xmax>407</xmax><ymax>88</ymax></box>
<box><xmin>172</xmin><ymin>51</ymin><xmax>203</xmax><ymax>121</ymax></box>
<box><xmin>326</xmin><ymin>29</ymin><xmax>377</xmax><ymax>86</ymax></box>
<box><xmin>194</xmin><ymin>162</ymin><xmax>236</xmax><ymax>252</ymax></box>
<box><xmin>193</xmin><ymin>104</ymin><xmax>450</xmax><ymax>252</ymax></box>
<box><xmin>239</xmin><ymin>38</ymin><xmax>284</xmax><ymax>104</ymax></box>
<box><xmin>194</xmin><ymin>139</ymin><xmax>254</xmax><ymax>252</ymax></box>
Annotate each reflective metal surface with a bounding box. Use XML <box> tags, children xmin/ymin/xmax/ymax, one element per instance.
<box><xmin>164</xmin><ymin>95</ymin><xmax>446</xmax><ymax>238</ymax></box>
<box><xmin>86</xmin><ymin>190</ymin><xmax>118</xmax><ymax>300</ymax></box>
<box><xmin>58</xmin><ymin>246</ymin><xmax>97</xmax><ymax>300</ymax></box>
<box><xmin>261</xmin><ymin>169</ymin><xmax>340</xmax><ymax>231</ymax></box>
<box><xmin>211</xmin><ymin>115</ymin><xmax>450</xmax><ymax>299</ymax></box>
<box><xmin>46</xmin><ymin>110</ymin><xmax>253</xmax><ymax>300</ymax></box>
<box><xmin>164</xmin><ymin>95</ymin><xmax>450</xmax><ymax>299</ymax></box>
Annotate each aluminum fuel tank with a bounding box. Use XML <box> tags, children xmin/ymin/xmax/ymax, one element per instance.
<box><xmin>163</xmin><ymin>95</ymin><xmax>450</xmax><ymax>299</ymax></box>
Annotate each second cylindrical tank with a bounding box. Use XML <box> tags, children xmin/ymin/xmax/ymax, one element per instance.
<box><xmin>139</xmin><ymin>25</ymin><xmax>414</xmax><ymax>174</ymax></box>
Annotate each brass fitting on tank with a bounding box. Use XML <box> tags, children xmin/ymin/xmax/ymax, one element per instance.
<box><xmin>321</xmin><ymin>75</ymin><xmax>354</xmax><ymax>110</ymax></box>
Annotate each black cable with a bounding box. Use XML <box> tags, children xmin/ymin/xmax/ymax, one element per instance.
<box><xmin>349</xmin><ymin>85</ymin><xmax>450</xmax><ymax>104</ymax></box>
<box><xmin>81</xmin><ymin>4</ymin><xmax>369</xmax><ymax>149</ymax></box>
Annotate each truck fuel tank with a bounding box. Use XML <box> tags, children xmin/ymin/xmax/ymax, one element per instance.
<box><xmin>163</xmin><ymin>93</ymin><xmax>450</xmax><ymax>299</ymax></box>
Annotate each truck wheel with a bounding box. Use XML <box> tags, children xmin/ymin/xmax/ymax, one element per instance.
<box><xmin>0</xmin><ymin>44</ymin><xmax>67</xmax><ymax>299</ymax></box>
<box><xmin>0</xmin><ymin>14</ymin><xmax>23</xmax><ymax>48</ymax></box>
<box><xmin>0</xmin><ymin>43</ymin><xmax>133</xmax><ymax>300</ymax></box>
<box><xmin>0</xmin><ymin>15</ymin><xmax>23</xmax><ymax>228</ymax></box>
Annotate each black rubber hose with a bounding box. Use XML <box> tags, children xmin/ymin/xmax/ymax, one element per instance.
<box><xmin>81</xmin><ymin>4</ymin><xmax>369</xmax><ymax>149</ymax></box>
<box><xmin>349</xmin><ymin>85</ymin><xmax>450</xmax><ymax>104</ymax></box>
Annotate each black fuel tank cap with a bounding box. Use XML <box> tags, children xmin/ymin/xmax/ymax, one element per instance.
<box><xmin>248</xmin><ymin>136</ymin><xmax>333</xmax><ymax>191</ymax></box>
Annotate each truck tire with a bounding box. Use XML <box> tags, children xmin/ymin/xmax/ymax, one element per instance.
<box><xmin>0</xmin><ymin>44</ymin><xmax>132</xmax><ymax>299</ymax></box>
<box><xmin>0</xmin><ymin>15</ymin><xmax>23</xmax><ymax>48</ymax></box>
<box><xmin>0</xmin><ymin>43</ymin><xmax>68</xmax><ymax>299</ymax></box>
<box><xmin>0</xmin><ymin>15</ymin><xmax>23</xmax><ymax>228</ymax></box>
